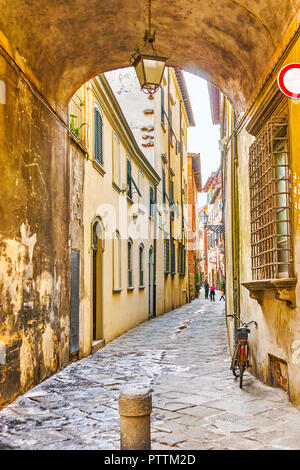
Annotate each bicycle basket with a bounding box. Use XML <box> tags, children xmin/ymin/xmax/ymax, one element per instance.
<box><xmin>237</xmin><ymin>327</ymin><xmax>250</xmax><ymax>339</ymax></box>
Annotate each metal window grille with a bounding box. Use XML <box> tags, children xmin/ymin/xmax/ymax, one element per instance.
<box><xmin>164</xmin><ymin>238</ymin><xmax>170</xmax><ymax>273</ymax></box>
<box><xmin>69</xmin><ymin>92</ymin><xmax>85</xmax><ymax>144</ymax></box>
<box><xmin>178</xmin><ymin>242</ymin><xmax>186</xmax><ymax>277</ymax></box>
<box><xmin>249</xmin><ymin>116</ymin><xmax>293</xmax><ymax>280</ymax></box>
<box><xmin>171</xmin><ymin>237</ymin><xmax>176</xmax><ymax>275</ymax></box>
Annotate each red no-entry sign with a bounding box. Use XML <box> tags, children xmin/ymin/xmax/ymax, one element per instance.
<box><xmin>277</xmin><ymin>63</ymin><xmax>300</xmax><ymax>99</ymax></box>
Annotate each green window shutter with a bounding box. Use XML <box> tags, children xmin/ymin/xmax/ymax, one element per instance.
<box><xmin>150</xmin><ymin>186</ymin><xmax>155</xmax><ymax>217</ymax></box>
<box><xmin>127</xmin><ymin>158</ymin><xmax>132</xmax><ymax>198</ymax></box>
<box><xmin>161</xmin><ymin>87</ymin><xmax>165</xmax><ymax>125</ymax></box>
<box><xmin>162</xmin><ymin>168</ymin><xmax>166</xmax><ymax>203</ymax></box>
<box><xmin>94</xmin><ymin>108</ymin><xmax>103</xmax><ymax>166</ymax></box>
<box><xmin>169</xmin><ymin>107</ymin><xmax>173</xmax><ymax>145</ymax></box>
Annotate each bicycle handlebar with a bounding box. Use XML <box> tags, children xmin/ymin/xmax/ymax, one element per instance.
<box><xmin>226</xmin><ymin>314</ymin><xmax>257</xmax><ymax>328</ymax></box>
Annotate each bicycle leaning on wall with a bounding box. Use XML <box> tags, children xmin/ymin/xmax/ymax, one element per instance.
<box><xmin>226</xmin><ymin>314</ymin><xmax>257</xmax><ymax>388</ymax></box>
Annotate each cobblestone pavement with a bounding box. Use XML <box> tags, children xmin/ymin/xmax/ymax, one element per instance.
<box><xmin>1</xmin><ymin>297</ymin><xmax>300</xmax><ymax>450</ymax></box>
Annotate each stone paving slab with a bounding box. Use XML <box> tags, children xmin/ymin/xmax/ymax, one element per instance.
<box><xmin>0</xmin><ymin>298</ymin><xmax>300</xmax><ymax>450</ymax></box>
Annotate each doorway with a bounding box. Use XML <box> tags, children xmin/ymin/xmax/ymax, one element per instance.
<box><xmin>92</xmin><ymin>218</ymin><xmax>104</xmax><ymax>341</ymax></box>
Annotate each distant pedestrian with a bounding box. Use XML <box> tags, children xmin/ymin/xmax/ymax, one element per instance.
<box><xmin>210</xmin><ymin>284</ymin><xmax>216</xmax><ymax>301</ymax></box>
<box><xmin>220</xmin><ymin>289</ymin><xmax>225</xmax><ymax>301</ymax></box>
<box><xmin>204</xmin><ymin>280</ymin><xmax>209</xmax><ymax>299</ymax></box>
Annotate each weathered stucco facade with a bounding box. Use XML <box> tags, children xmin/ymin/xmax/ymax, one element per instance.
<box><xmin>221</xmin><ymin>28</ymin><xmax>300</xmax><ymax>406</ymax></box>
<box><xmin>0</xmin><ymin>1</ymin><xmax>300</xmax><ymax>408</ymax></box>
<box><xmin>0</xmin><ymin>51</ymin><xmax>85</xmax><ymax>405</ymax></box>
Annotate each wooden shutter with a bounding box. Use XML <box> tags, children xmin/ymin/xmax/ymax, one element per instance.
<box><xmin>94</xmin><ymin>108</ymin><xmax>103</xmax><ymax>166</ymax></box>
<box><xmin>127</xmin><ymin>158</ymin><xmax>132</xmax><ymax>198</ymax></box>
<box><xmin>161</xmin><ymin>87</ymin><xmax>165</xmax><ymax>124</ymax></box>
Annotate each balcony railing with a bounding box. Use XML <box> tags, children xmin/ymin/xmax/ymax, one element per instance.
<box><xmin>69</xmin><ymin>91</ymin><xmax>85</xmax><ymax>144</ymax></box>
<box><xmin>164</xmin><ymin>239</ymin><xmax>170</xmax><ymax>274</ymax></box>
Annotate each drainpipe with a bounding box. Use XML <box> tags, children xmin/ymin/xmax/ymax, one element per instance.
<box><xmin>179</xmin><ymin>99</ymin><xmax>187</xmax><ymax>302</ymax></box>
<box><xmin>153</xmin><ymin>184</ymin><xmax>157</xmax><ymax>317</ymax></box>
<box><xmin>232</xmin><ymin>111</ymin><xmax>240</xmax><ymax>342</ymax></box>
<box><xmin>167</xmin><ymin>68</ymin><xmax>173</xmax><ymax>307</ymax></box>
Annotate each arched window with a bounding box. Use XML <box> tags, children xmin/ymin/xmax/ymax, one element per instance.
<box><xmin>128</xmin><ymin>238</ymin><xmax>133</xmax><ymax>288</ymax></box>
<box><xmin>139</xmin><ymin>243</ymin><xmax>144</xmax><ymax>287</ymax></box>
<box><xmin>94</xmin><ymin>104</ymin><xmax>103</xmax><ymax>166</ymax></box>
<box><xmin>113</xmin><ymin>230</ymin><xmax>121</xmax><ymax>291</ymax></box>
<box><xmin>112</xmin><ymin>132</ymin><xmax>121</xmax><ymax>187</ymax></box>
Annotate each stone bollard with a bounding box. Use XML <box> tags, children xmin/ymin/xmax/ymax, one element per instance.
<box><xmin>119</xmin><ymin>387</ymin><xmax>152</xmax><ymax>450</ymax></box>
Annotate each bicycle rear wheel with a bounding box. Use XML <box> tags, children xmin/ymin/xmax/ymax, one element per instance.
<box><xmin>239</xmin><ymin>365</ymin><xmax>245</xmax><ymax>388</ymax></box>
<box><xmin>231</xmin><ymin>344</ymin><xmax>241</xmax><ymax>378</ymax></box>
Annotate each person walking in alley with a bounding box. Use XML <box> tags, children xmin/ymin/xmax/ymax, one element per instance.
<box><xmin>220</xmin><ymin>289</ymin><xmax>225</xmax><ymax>301</ymax></box>
<box><xmin>210</xmin><ymin>284</ymin><xmax>216</xmax><ymax>301</ymax></box>
<box><xmin>204</xmin><ymin>280</ymin><xmax>209</xmax><ymax>299</ymax></box>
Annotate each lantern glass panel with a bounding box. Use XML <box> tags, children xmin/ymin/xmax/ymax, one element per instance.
<box><xmin>143</xmin><ymin>57</ymin><xmax>165</xmax><ymax>85</ymax></box>
<box><xmin>134</xmin><ymin>58</ymin><xmax>146</xmax><ymax>88</ymax></box>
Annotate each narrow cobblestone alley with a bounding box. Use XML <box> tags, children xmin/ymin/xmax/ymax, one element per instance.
<box><xmin>1</xmin><ymin>297</ymin><xmax>300</xmax><ymax>450</ymax></box>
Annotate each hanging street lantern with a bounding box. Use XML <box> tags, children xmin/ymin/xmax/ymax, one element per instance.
<box><xmin>200</xmin><ymin>212</ymin><xmax>209</xmax><ymax>225</ymax></box>
<box><xmin>131</xmin><ymin>0</ymin><xmax>167</xmax><ymax>96</ymax></box>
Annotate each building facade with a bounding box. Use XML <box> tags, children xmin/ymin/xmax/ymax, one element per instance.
<box><xmin>202</xmin><ymin>170</ymin><xmax>225</xmax><ymax>288</ymax></box>
<box><xmin>187</xmin><ymin>153</ymin><xmax>202</xmax><ymax>301</ymax></box>
<box><xmin>0</xmin><ymin>66</ymin><xmax>195</xmax><ymax>407</ymax></box>
<box><xmin>219</xmin><ymin>30</ymin><xmax>300</xmax><ymax>406</ymax></box>
<box><xmin>106</xmin><ymin>67</ymin><xmax>195</xmax><ymax>314</ymax></box>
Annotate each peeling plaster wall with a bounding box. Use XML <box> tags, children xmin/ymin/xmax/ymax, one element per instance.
<box><xmin>225</xmin><ymin>37</ymin><xmax>300</xmax><ymax>407</ymax></box>
<box><xmin>0</xmin><ymin>52</ymin><xmax>84</xmax><ymax>407</ymax></box>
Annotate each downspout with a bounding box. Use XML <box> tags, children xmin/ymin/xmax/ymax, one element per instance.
<box><xmin>154</xmin><ymin>184</ymin><xmax>157</xmax><ymax>317</ymax></box>
<box><xmin>167</xmin><ymin>68</ymin><xmax>173</xmax><ymax>307</ymax></box>
<box><xmin>232</xmin><ymin>111</ymin><xmax>240</xmax><ymax>338</ymax></box>
<box><xmin>180</xmin><ymin>99</ymin><xmax>187</xmax><ymax>302</ymax></box>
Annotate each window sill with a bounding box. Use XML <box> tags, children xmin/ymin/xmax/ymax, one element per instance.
<box><xmin>69</xmin><ymin>132</ymin><xmax>88</xmax><ymax>155</ymax></box>
<box><xmin>161</xmin><ymin>122</ymin><xmax>166</xmax><ymax>133</ymax></box>
<box><xmin>92</xmin><ymin>160</ymin><xmax>105</xmax><ymax>176</ymax></box>
<box><xmin>139</xmin><ymin>286</ymin><xmax>145</xmax><ymax>290</ymax></box>
<box><xmin>127</xmin><ymin>287</ymin><xmax>134</xmax><ymax>292</ymax></box>
<box><xmin>112</xmin><ymin>288</ymin><xmax>122</xmax><ymax>294</ymax></box>
<box><xmin>241</xmin><ymin>278</ymin><xmax>297</xmax><ymax>309</ymax></box>
<box><xmin>161</xmin><ymin>153</ymin><xmax>168</xmax><ymax>164</ymax></box>
<box><xmin>112</xmin><ymin>182</ymin><xmax>121</xmax><ymax>193</ymax></box>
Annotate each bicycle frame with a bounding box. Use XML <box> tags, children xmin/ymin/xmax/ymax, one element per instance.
<box><xmin>227</xmin><ymin>314</ymin><xmax>257</xmax><ymax>388</ymax></box>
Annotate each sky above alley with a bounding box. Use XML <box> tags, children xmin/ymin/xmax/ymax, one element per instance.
<box><xmin>184</xmin><ymin>72</ymin><xmax>221</xmax><ymax>207</ymax></box>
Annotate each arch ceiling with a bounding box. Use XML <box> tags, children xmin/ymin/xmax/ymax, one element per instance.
<box><xmin>0</xmin><ymin>0</ymin><xmax>299</xmax><ymax>112</ymax></box>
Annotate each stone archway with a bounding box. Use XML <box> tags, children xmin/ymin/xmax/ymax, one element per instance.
<box><xmin>0</xmin><ymin>0</ymin><xmax>299</xmax><ymax>407</ymax></box>
<box><xmin>0</xmin><ymin>0</ymin><xmax>299</xmax><ymax>114</ymax></box>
